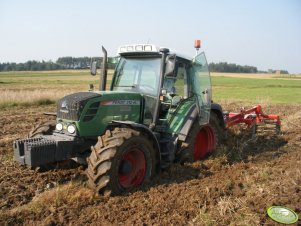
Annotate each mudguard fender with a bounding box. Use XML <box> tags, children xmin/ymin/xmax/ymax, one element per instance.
<box><xmin>110</xmin><ymin>120</ymin><xmax>161</xmax><ymax>169</ymax></box>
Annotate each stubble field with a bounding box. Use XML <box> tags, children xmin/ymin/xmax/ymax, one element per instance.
<box><xmin>0</xmin><ymin>70</ymin><xmax>300</xmax><ymax>225</ymax></box>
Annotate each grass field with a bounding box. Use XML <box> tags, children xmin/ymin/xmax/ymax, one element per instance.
<box><xmin>211</xmin><ymin>76</ymin><xmax>301</xmax><ymax>104</ymax></box>
<box><xmin>0</xmin><ymin>70</ymin><xmax>300</xmax><ymax>108</ymax></box>
<box><xmin>0</xmin><ymin>70</ymin><xmax>113</xmax><ymax>108</ymax></box>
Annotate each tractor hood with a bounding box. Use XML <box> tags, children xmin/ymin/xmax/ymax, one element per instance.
<box><xmin>57</xmin><ymin>92</ymin><xmax>100</xmax><ymax>121</ymax></box>
<box><xmin>56</xmin><ymin>91</ymin><xmax>143</xmax><ymax>137</ymax></box>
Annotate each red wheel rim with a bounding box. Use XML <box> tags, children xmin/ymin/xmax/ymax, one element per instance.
<box><xmin>118</xmin><ymin>148</ymin><xmax>146</xmax><ymax>189</ymax></box>
<box><xmin>194</xmin><ymin>126</ymin><xmax>216</xmax><ymax>161</ymax></box>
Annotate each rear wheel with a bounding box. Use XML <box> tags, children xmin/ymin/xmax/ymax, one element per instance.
<box><xmin>209</xmin><ymin>112</ymin><xmax>224</xmax><ymax>147</ymax></box>
<box><xmin>86</xmin><ymin>127</ymin><xmax>156</xmax><ymax>195</ymax></box>
<box><xmin>178</xmin><ymin>112</ymin><xmax>223</xmax><ymax>163</ymax></box>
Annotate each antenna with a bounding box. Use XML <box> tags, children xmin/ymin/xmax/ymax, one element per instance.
<box><xmin>147</xmin><ymin>38</ymin><xmax>150</xmax><ymax>44</ymax></box>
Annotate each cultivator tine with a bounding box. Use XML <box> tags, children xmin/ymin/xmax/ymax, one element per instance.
<box><xmin>225</xmin><ymin>105</ymin><xmax>281</xmax><ymax>136</ymax></box>
<box><xmin>255</xmin><ymin>119</ymin><xmax>281</xmax><ymax>136</ymax></box>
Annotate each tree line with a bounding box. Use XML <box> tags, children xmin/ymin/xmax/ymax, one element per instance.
<box><xmin>208</xmin><ymin>62</ymin><xmax>289</xmax><ymax>74</ymax></box>
<box><xmin>0</xmin><ymin>57</ymin><xmax>116</xmax><ymax>72</ymax></box>
<box><xmin>0</xmin><ymin>58</ymin><xmax>288</xmax><ymax>74</ymax></box>
<box><xmin>209</xmin><ymin>62</ymin><xmax>258</xmax><ymax>73</ymax></box>
<box><xmin>0</xmin><ymin>60</ymin><xmax>62</xmax><ymax>71</ymax></box>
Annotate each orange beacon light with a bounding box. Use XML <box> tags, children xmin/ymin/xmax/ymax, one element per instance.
<box><xmin>194</xmin><ymin>39</ymin><xmax>201</xmax><ymax>55</ymax></box>
<box><xmin>194</xmin><ymin>40</ymin><xmax>201</xmax><ymax>49</ymax></box>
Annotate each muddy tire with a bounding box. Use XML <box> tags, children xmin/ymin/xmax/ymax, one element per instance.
<box><xmin>178</xmin><ymin>112</ymin><xmax>223</xmax><ymax>163</ymax></box>
<box><xmin>209</xmin><ymin>112</ymin><xmax>224</xmax><ymax>147</ymax></box>
<box><xmin>86</xmin><ymin>127</ymin><xmax>156</xmax><ymax>195</ymax></box>
<box><xmin>28</xmin><ymin>121</ymin><xmax>56</xmax><ymax>138</ymax></box>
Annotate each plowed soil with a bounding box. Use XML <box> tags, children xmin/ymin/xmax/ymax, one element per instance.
<box><xmin>0</xmin><ymin>103</ymin><xmax>300</xmax><ymax>226</ymax></box>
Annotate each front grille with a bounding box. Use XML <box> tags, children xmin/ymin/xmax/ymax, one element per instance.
<box><xmin>83</xmin><ymin>101</ymin><xmax>100</xmax><ymax>122</ymax></box>
<box><xmin>57</xmin><ymin>92</ymin><xmax>100</xmax><ymax>121</ymax></box>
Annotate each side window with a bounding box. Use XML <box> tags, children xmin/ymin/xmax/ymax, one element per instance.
<box><xmin>163</xmin><ymin>63</ymin><xmax>189</xmax><ymax>99</ymax></box>
<box><xmin>189</xmin><ymin>52</ymin><xmax>211</xmax><ymax>125</ymax></box>
<box><xmin>174</xmin><ymin>66</ymin><xmax>186</xmax><ymax>98</ymax></box>
<box><xmin>175</xmin><ymin>62</ymin><xmax>189</xmax><ymax>99</ymax></box>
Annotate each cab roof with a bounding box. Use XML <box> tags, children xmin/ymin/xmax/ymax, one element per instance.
<box><xmin>117</xmin><ymin>44</ymin><xmax>192</xmax><ymax>61</ymax></box>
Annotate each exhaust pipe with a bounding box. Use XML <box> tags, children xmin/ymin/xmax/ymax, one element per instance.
<box><xmin>100</xmin><ymin>46</ymin><xmax>107</xmax><ymax>91</ymax></box>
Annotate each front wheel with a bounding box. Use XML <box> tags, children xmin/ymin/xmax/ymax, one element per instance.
<box><xmin>86</xmin><ymin>127</ymin><xmax>156</xmax><ymax>195</ymax></box>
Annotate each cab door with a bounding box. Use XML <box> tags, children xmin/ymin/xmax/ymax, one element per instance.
<box><xmin>190</xmin><ymin>52</ymin><xmax>212</xmax><ymax>125</ymax></box>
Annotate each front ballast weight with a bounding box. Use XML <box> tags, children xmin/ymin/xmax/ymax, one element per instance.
<box><xmin>13</xmin><ymin>134</ymin><xmax>80</xmax><ymax>167</ymax></box>
<box><xmin>224</xmin><ymin>105</ymin><xmax>281</xmax><ymax>136</ymax></box>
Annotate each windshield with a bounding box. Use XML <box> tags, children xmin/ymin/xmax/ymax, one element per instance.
<box><xmin>112</xmin><ymin>57</ymin><xmax>161</xmax><ymax>96</ymax></box>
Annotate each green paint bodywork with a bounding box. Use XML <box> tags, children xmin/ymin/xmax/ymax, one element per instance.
<box><xmin>154</xmin><ymin>98</ymin><xmax>195</xmax><ymax>134</ymax></box>
<box><xmin>57</xmin><ymin>91</ymin><xmax>142</xmax><ymax>137</ymax></box>
<box><xmin>167</xmin><ymin>99</ymin><xmax>195</xmax><ymax>134</ymax></box>
<box><xmin>56</xmin><ymin>90</ymin><xmax>196</xmax><ymax>138</ymax></box>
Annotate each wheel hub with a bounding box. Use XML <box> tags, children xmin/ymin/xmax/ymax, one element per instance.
<box><xmin>194</xmin><ymin>126</ymin><xmax>215</xmax><ymax>161</ymax></box>
<box><xmin>119</xmin><ymin>160</ymin><xmax>133</xmax><ymax>175</ymax></box>
<box><xmin>118</xmin><ymin>148</ymin><xmax>146</xmax><ymax>189</ymax></box>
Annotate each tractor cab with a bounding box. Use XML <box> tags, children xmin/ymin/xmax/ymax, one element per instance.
<box><xmin>107</xmin><ymin>44</ymin><xmax>212</xmax><ymax>131</ymax></box>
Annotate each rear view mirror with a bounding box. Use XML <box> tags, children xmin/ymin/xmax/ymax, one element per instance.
<box><xmin>90</xmin><ymin>61</ymin><xmax>97</xmax><ymax>76</ymax></box>
<box><xmin>164</xmin><ymin>54</ymin><xmax>176</xmax><ymax>77</ymax></box>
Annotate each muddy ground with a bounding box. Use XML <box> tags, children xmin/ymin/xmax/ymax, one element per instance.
<box><xmin>0</xmin><ymin>103</ymin><xmax>300</xmax><ymax>225</ymax></box>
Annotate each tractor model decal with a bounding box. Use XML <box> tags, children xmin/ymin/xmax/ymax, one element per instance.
<box><xmin>101</xmin><ymin>100</ymin><xmax>140</xmax><ymax>106</ymax></box>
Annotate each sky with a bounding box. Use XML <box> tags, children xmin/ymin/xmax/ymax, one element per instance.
<box><xmin>0</xmin><ymin>0</ymin><xmax>300</xmax><ymax>73</ymax></box>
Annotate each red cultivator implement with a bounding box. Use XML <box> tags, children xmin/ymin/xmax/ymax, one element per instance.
<box><xmin>224</xmin><ymin>105</ymin><xmax>281</xmax><ymax>135</ymax></box>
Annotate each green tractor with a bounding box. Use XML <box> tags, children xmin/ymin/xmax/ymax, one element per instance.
<box><xmin>14</xmin><ymin>42</ymin><xmax>225</xmax><ymax>195</ymax></box>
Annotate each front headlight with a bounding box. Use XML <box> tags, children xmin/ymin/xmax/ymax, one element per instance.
<box><xmin>67</xmin><ymin>124</ymin><xmax>76</xmax><ymax>134</ymax></box>
<box><xmin>56</xmin><ymin>123</ymin><xmax>63</xmax><ymax>131</ymax></box>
